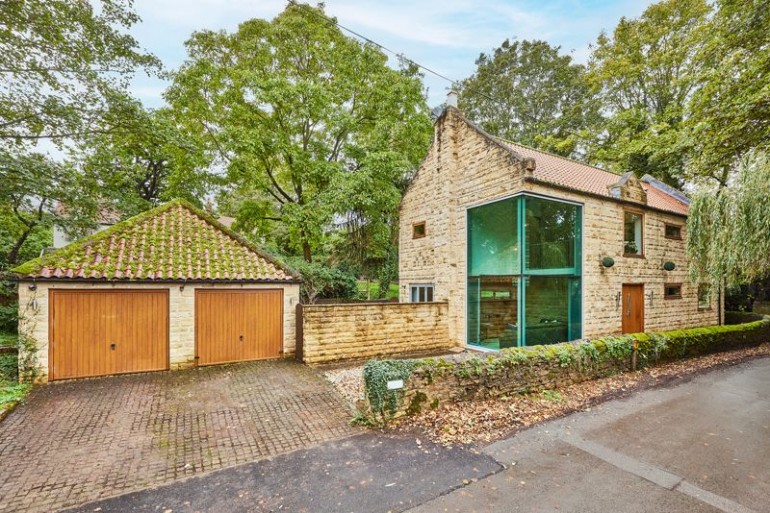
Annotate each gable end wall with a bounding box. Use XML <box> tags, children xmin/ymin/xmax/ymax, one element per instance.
<box><xmin>399</xmin><ymin>108</ymin><xmax>719</xmax><ymax>346</ymax></box>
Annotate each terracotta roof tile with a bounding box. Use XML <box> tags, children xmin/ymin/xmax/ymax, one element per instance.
<box><xmin>14</xmin><ymin>200</ymin><xmax>300</xmax><ymax>282</ymax></box>
<box><xmin>496</xmin><ymin>140</ymin><xmax>690</xmax><ymax>216</ymax></box>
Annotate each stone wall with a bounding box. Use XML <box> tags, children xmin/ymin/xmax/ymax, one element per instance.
<box><xmin>17</xmin><ymin>281</ymin><xmax>300</xmax><ymax>382</ymax></box>
<box><xmin>398</xmin><ymin>107</ymin><xmax>720</xmax><ymax>345</ymax></box>
<box><xmin>370</xmin><ymin>318</ymin><xmax>770</xmax><ymax>418</ymax></box>
<box><xmin>299</xmin><ymin>301</ymin><xmax>453</xmax><ymax>364</ymax></box>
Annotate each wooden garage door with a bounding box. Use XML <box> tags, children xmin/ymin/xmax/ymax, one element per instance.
<box><xmin>195</xmin><ymin>289</ymin><xmax>283</xmax><ymax>366</ymax></box>
<box><xmin>50</xmin><ymin>290</ymin><xmax>169</xmax><ymax>380</ymax></box>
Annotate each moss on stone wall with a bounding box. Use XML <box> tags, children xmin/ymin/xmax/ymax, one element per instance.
<box><xmin>363</xmin><ymin>317</ymin><xmax>770</xmax><ymax>420</ymax></box>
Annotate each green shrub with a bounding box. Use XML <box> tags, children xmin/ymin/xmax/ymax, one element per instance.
<box><xmin>0</xmin><ymin>382</ymin><xmax>29</xmax><ymax>410</ymax></box>
<box><xmin>0</xmin><ymin>351</ymin><xmax>18</xmax><ymax>382</ymax></box>
<box><xmin>725</xmin><ymin>311</ymin><xmax>765</xmax><ymax>325</ymax></box>
<box><xmin>288</xmin><ymin>259</ymin><xmax>358</xmax><ymax>303</ymax></box>
<box><xmin>0</xmin><ymin>301</ymin><xmax>18</xmax><ymax>334</ymax></box>
<box><xmin>361</xmin><ymin>359</ymin><xmax>417</xmax><ymax>424</ymax></box>
<box><xmin>361</xmin><ymin>318</ymin><xmax>770</xmax><ymax>418</ymax></box>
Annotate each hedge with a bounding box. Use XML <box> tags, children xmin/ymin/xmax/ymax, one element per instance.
<box><xmin>725</xmin><ymin>310</ymin><xmax>765</xmax><ymax>325</ymax></box>
<box><xmin>362</xmin><ymin>318</ymin><xmax>770</xmax><ymax>422</ymax></box>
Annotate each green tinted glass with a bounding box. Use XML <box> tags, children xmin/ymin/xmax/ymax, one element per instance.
<box><xmin>468</xmin><ymin>197</ymin><xmax>519</xmax><ymax>276</ymax></box>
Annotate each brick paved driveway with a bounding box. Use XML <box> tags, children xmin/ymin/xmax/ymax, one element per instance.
<box><xmin>0</xmin><ymin>360</ymin><xmax>358</xmax><ymax>513</ymax></box>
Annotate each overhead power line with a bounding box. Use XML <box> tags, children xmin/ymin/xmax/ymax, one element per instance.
<box><xmin>286</xmin><ymin>0</ymin><xmax>458</xmax><ymax>87</ymax></box>
<box><xmin>285</xmin><ymin>0</ymin><xmax>517</xmax><ymax>112</ymax></box>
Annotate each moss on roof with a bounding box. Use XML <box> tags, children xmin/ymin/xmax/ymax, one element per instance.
<box><xmin>13</xmin><ymin>199</ymin><xmax>300</xmax><ymax>282</ymax></box>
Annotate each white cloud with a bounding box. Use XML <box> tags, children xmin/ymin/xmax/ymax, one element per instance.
<box><xmin>127</xmin><ymin>0</ymin><xmax>655</xmax><ymax>107</ymax></box>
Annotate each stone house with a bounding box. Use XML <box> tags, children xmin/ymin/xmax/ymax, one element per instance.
<box><xmin>14</xmin><ymin>200</ymin><xmax>301</xmax><ymax>382</ymax></box>
<box><xmin>399</xmin><ymin>99</ymin><xmax>719</xmax><ymax>350</ymax></box>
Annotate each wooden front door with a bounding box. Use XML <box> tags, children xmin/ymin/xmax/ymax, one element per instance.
<box><xmin>622</xmin><ymin>284</ymin><xmax>644</xmax><ymax>334</ymax></box>
<box><xmin>195</xmin><ymin>289</ymin><xmax>283</xmax><ymax>366</ymax></box>
<box><xmin>50</xmin><ymin>290</ymin><xmax>169</xmax><ymax>380</ymax></box>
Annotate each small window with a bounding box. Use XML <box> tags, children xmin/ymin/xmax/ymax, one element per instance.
<box><xmin>664</xmin><ymin>283</ymin><xmax>682</xmax><ymax>300</ymax></box>
<box><xmin>624</xmin><ymin>211</ymin><xmax>643</xmax><ymax>256</ymax></box>
<box><xmin>410</xmin><ymin>284</ymin><xmax>434</xmax><ymax>303</ymax></box>
<box><xmin>698</xmin><ymin>284</ymin><xmax>711</xmax><ymax>309</ymax></box>
<box><xmin>412</xmin><ymin>221</ymin><xmax>426</xmax><ymax>239</ymax></box>
<box><xmin>665</xmin><ymin>224</ymin><xmax>682</xmax><ymax>240</ymax></box>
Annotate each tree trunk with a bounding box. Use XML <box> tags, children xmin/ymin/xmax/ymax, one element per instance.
<box><xmin>302</xmin><ymin>241</ymin><xmax>312</xmax><ymax>263</ymax></box>
<box><xmin>7</xmin><ymin>227</ymin><xmax>33</xmax><ymax>265</ymax></box>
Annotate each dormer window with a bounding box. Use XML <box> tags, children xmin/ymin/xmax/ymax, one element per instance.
<box><xmin>412</xmin><ymin>221</ymin><xmax>426</xmax><ymax>239</ymax></box>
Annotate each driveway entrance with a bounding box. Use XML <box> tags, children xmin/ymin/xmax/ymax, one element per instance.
<box><xmin>0</xmin><ymin>360</ymin><xmax>357</xmax><ymax>513</ymax></box>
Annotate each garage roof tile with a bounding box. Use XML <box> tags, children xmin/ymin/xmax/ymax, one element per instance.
<box><xmin>13</xmin><ymin>200</ymin><xmax>301</xmax><ymax>282</ymax></box>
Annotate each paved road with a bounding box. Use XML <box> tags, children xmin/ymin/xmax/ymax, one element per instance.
<box><xmin>410</xmin><ymin>357</ymin><xmax>770</xmax><ymax>513</ymax></box>
<box><xmin>62</xmin><ymin>433</ymin><xmax>501</xmax><ymax>513</ymax></box>
<box><xmin>62</xmin><ymin>357</ymin><xmax>770</xmax><ymax>513</ymax></box>
<box><xmin>0</xmin><ymin>360</ymin><xmax>357</xmax><ymax>513</ymax></box>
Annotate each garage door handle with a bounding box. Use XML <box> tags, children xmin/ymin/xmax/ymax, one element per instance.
<box><xmin>110</xmin><ymin>343</ymin><xmax>116</xmax><ymax>350</ymax></box>
<box><xmin>239</xmin><ymin>335</ymin><xmax>244</xmax><ymax>342</ymax></box>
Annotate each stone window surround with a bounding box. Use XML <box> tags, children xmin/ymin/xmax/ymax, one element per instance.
<box><xmin>410</xmin><ymin>283</ymin><xmax>434</xmax><ymax>303</ymax></box>
<box><xmin>664</xmin><ymin>283</ymin><xmax>683</xmax><ymax>300</ymax></box>
<box><xmin>664</xmin><ymin>222</ymin><xmax>684</xmax><ymax>240</ymax></box>
<box><xmin>412</xmin><ymin>221</ymin><xmax>426</xmax><ymax>239</ymax></box>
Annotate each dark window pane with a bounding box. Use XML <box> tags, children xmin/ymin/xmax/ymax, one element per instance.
<box><xmin>468</xmin><ymin>276</ymin><xmax>519</xmax><ymax>350</ymax></box>
<box><xmin>413</xmin><ymin>222</ymin><xmax>426</xmax><ymax>239</ymax></box>
<box><xmin>426</xmin><ymin>287</ymin><xmax>433</xmax><ymax>302</ymax></box>
<box><xmin>524</xmin><ymin>276</ymin><xmax>581</xmax><ymax>345</ymax></box>
<box><xmin>525</xmin><ymin>197</ymin><xmax>579</xmax><ymax>270</ymax></box>
<box><xmin>665</xmin><ymin>224</ymin><xmax>682</xmax><ymax>239</ymax></box>
<box><xmin>665</xmin><ymin>284</ymin><xmax>682</xmax><ymax>299</ymax></box>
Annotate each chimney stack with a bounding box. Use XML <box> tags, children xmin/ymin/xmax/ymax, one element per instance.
<box><xmin>446</xmin><ymin>89</ymin><xmax>458</xmax><ymax>108</ymax></box>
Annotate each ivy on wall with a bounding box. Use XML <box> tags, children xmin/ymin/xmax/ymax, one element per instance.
<box><xmin>361</xmin><ymin>317</ymin><xmax>770</xmax><ymax>423</ymax></box>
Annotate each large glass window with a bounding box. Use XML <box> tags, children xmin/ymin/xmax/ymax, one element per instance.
<box><xmin>467</xmin><ymin>195</ymin><xmax>582</xmax><ymax>349</ymax></box>
<box><xmin>525</xmin><ymin>197</ymin><xmax>579</xmax><ymax>271</ymax></box>
<box><xmin>468</xmin><ymin>198</ymin><xmax>519</xmax><ymax>276</ymax></box>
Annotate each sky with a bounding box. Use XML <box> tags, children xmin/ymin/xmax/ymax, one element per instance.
<box><xmin>129</xmin><ymin>0</ymin><xmax>655</xmax><ymax>108</ymax></box>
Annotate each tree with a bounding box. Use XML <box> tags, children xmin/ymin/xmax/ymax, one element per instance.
<box><xmin>0</xmin><ymin>0</ymin><xmax>160</xmax><ymax>268</ymax></box>
<box><xmin>459</xmin><ymin>39</ymin><xmax>598</xmax><ymax>158</ymax></box>
<box><xmin>79</xmin><ymin>103</ymin><xmax>212</xmax><ymax>217</ymax></box>
<box><xmin>0</xmin><ymin>0</ymin><xmax>159</xmax><ymax>145</ymax></box>
<box><xmin>165</xmin><ymin>3</ymin><xmax>432</xmax><ymax>262</ymax></box>
<box><xmin>0</xmin><ymin>152</ymin><xmax>96</xmax><ymax>266</ymax></box>
<box><xmin>587</xmin><ymin>0</ymin><xmax>711</xmax><ymax>186</ymax></box>
<box><xmin>686</xmin><ymin>0</ymin><xmax>770</xmax><ymax>187</ymax></box>
<box><xmin>687</xmin><ymin>151</ymin><xmax>770</xmax><ymax>288</ymax></box>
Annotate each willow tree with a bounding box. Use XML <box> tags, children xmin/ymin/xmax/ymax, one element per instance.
<box><xmin>687</xmin><ymin>151</ymin><xmax>770</xmax><ymax>288</ymax></box>
<box><xmin>165</xmin><ymin>3</ymin><xmax>432</xmax><ymax>262</ymax></box>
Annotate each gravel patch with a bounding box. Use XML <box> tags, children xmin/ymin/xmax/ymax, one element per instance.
<box><xmin>324</xmin><ymin>366</ymin><xmax>365</xmax><ymax>405</ymax></box>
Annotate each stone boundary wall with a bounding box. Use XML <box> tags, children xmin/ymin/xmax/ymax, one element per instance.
<box><xmin>372</xmin><ymin>318</ymin><xmax>770</xmax><ymax>418</ymax></box>
<box><xmin>298</xmin><ymin>301</ymin><xmax>453</xmax><ymax>364</ymax></box>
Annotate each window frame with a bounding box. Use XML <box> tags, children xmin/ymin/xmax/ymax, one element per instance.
<box><xmin>664</xmin><ymin>283</ymin><xmax>683</xmax><ymax>300</ymax></box>
<box><xmin>664</xmin><ymin>223</ymin><xmax>683</xmax><ymax>240</ymax></box>
<box><xmin>697</xmin><ymin>284</ymin><xmax>712</xmax><ymax>310</ymax></box>
<box><xmin>623</xmin><ymin>210</ymin><xmax>645</xmax><ymax>258</ymax></box>
<box><xmin>410</xmin><ymin>283</ymin><xmax>434</xmax><ymax>303</ymax></box>
<box><xmin>412</xmin><ymin>221</ymin><xmax>426</xmax><ymax>239</ymax></box>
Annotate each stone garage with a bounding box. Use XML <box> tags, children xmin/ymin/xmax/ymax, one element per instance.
<box><xmin>13</xmin><ymin>200</ymin><xmax>301</xmax><ymax>382</ymax></box>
